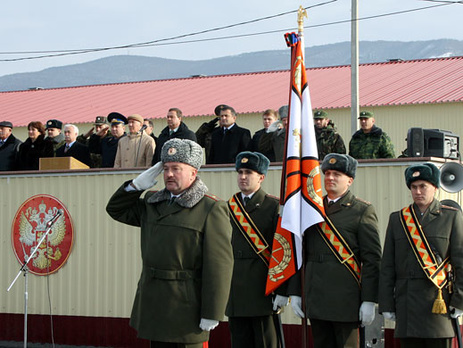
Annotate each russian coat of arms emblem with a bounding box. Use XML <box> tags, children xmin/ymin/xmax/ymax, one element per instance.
<box><xmin>11</xmin><ymin>194</ymin><xmax>74</xmax><ymax>275</ymax></box>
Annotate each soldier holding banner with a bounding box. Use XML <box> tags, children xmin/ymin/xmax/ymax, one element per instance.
<box><xmin>379</xmin><ymin>163</ymin><xmax>463</xmax><ymax>348</ymax></box>
<box><xmin>226</xmin><ymin>151</ymin><xmax>288</xmax><ymax>348</ymax></box>
<box><xmin>289</xmin><ymin>153</ymin><xmax>382</xmax><ymax>348</ymax></box>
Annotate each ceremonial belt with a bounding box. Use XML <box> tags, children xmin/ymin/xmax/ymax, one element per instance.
<box><xmin>228</xmin><ymin>194</ymin><xmax>271</xmax><ymax>266</ymax></box>
<box><xmin>317</xmin><ymin>216</ymin><xmax>361</xmax><ymax>286</ymax></box>
<box><xmin>400</xmin><ymin>205</ymin><xmax>450</xmax><ymax>314</ymax></box>
<box><xmin>400</xmin><ymin>205</ymin><xmax>449</xmax><ymax>289</ymax></box>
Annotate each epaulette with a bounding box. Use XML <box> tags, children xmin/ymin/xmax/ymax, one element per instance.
<box><xmin>441</xmin><ymin>204</ymin><xmax>459</xmax><ymax>212</ymax></box>
<box><xmin>266</xmin><ymin>193</ymin><xmax>280</xmax><ymax>200</ymax></box>
<box><xmin>354</xmin><ymin>197</ymin><xmax>371</xmax><ymax>205</ymax></box>
<box><xmin>205</xmin><ymin>193</ymin><xmax>220</xmax><ymax>201</ymax></box>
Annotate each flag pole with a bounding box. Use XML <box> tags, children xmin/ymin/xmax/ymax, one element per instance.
<box><xmin>297</xmin><ymin>7</ymin><xmax>309</xmax><ymax>348</ymax></box>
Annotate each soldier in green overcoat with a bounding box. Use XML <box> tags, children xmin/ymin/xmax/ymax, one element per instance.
<box><xmin>226</xmin><ymin>151</ymin><xmax>289</xmax><ymax>348</ymax></box>
<box><xmin>289</xmin><ymin>153</ymin><xmax>382</xmax><ymax>348</ymax></box>
<box><xmin>106</xmin><ymin>139</ymin><xmax>233</xmax><ymax>348</ymax></box>
<box><xmin>379</xmin><ymin>163</ymin><xmax>463</xmax><ymax>348</ymax></box>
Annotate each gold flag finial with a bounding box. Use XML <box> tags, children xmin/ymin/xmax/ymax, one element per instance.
<box><xmin>297</xmin><ymin>6</ymin><xmax>307</xmax><ymax>33</ymax></box>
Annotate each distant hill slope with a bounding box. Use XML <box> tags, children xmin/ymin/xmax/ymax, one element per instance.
<box><xmin>1</xmin><ymin>39</ymin><xmax>463</xmax><ymax>92</ymax></box>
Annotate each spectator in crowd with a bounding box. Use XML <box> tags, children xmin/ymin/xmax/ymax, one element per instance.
<box><xmin>100</xmin><ymin>112</ymin><xmax>127</xmax><ymax>168</ymax></box>
<box><xmin>17</xmin><ymin>121</ymin><xmax>54</xmax><ymax>170</ymax></box>
<box><xmin>313</xmin><ymin>110</ymin><xmax>346</xmax><ymax>160</ymax></box>
<box><xmin>56</xmin><ymin>124</ymin><xmax>92</xmax><ymax>167</ymax></box>
<box><xmin>44</xmin><ymin>119</ymin><xmax>65</xmax><ymax>155</ymax></box>
<box><xmin>143</xmin><ymin>119</ymin><xmax>157</xmax><ymax>144</ymax></box>
<box><xmin>152</xmin><ymin>108</ymin><xmax>196</xmax><ymax>164</ymax></box>
<box><xmin>289</xmin><ymin>153</ymin><xmax>382</xmax><ymax>348</ymax></box>
<box><xmin>249</xmin><ymin>109</ymin><xmax>279</xmax><ymax>154</ymax></box>
<box><xmin>349</xmin><ymin>111</ymin><xmax>395</xmax><ymax>159</ymax></box>
<box><xmin>77</xmin><ymin>116</ymin><xmax>110</xmax><ymax>168</ymax></box>
<box><xmin>226</xmin><ymin>151</ymin><xmax>289</xmax><ymax>348</ymax></box>
<box><xmin>258</xmin><ymin>105</ymin><xmax>287</xmax><ymax>162</ymax></box>
<box><xmin>196</xmin><ymin>104</ymin><xmax>222</xmax><ymax>163</ymax></box>
<box><xmin>208</xmin><ymin>105</ymin><xmax>251</xmax><ymax>164</ymax></box>
<box><xmin>106</xmin><ymin>139</ymin><xmax>233</xmax><ymax>347</ymax></box>
<box><xmin>0</xmin><ymin>121</ymin><xmax>22</xmax><ymax>171</ymax></box>
<box><xmin>379</xmin><ymin>163</ymin><xmax>463</xmax><ymax>348</ymax></box>
<box><xmin>114</xmin><ymin>114</ymin><xmax>155</xmax><ymax>168</ymax></box>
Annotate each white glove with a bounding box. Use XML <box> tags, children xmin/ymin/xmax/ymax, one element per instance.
<box><xmin>382</xmin><ymin>312</ymin><xmax>396</xmax><ymax>321</ymax></box>
<box><xmin>131</xmin><ymin>161</ymin><xmax>163</xmax><ymax>190</ymax></box>
<box><xmin>290</xmin><ymin>295</ymin><xmax>304</xmax><ymax>318</ymax></box>
<box><xmin>273</xmin><ymin>295</ymin><xmax>289</xmax><ymax>311</ymax></box>
<box><xmin>199</xmin><ymin>318</ymin><xmax>219</xmax><ymax>331</ymax></box>
<box><xmin>266</xmin><ymin>121</ymin><xmax>282</xmax><ymax>133</ymax></box>
<box><xmin>359</xmin><ymin>301</ymin><xmax>376</xmax><ymax>326</ymax></box>
<box><xmin>450</xmin><ymin>306</ymin><xmax>463</xmax><ymax>318</ymax></box>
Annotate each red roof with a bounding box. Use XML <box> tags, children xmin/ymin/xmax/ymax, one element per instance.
<box><xmin>2</xmin><ymin>57</ymin><xmax>463</xmax><ymax>127</ymax></box>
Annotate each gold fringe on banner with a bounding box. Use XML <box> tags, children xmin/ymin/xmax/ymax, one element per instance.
<box><xmin>432</xmin><ymin>289</ymin><xmax>447</xmax><ymax>314</ymax></box>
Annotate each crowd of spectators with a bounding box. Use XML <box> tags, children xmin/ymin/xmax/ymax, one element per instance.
<box><xmin>0</xmin><ymin>106</ymin><xmax>397</xmax><ymax>172</ymax></box>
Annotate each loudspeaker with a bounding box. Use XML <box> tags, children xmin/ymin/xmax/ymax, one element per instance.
<box><xmin>407</xmin><ymin>128</ymin><xmax>425</xmax><ymax>157</ymax></box>
<box><xmin>440</xmin><ymin>162</ymin><xmax>463</xmax><ymax>193</ymax></box>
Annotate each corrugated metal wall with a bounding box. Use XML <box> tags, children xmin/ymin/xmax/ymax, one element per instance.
<box><xmin>1</xmin><ymin>160</ymin><xmax>461</xmax><ymax>326</ymax></box>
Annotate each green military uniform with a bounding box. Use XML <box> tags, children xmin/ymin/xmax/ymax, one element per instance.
<box><xmin>315</xmin><ymin>120</ymin><xmax>346</xmax><ymax>160</ymax></box>
<box><xmin>349</xmin><ymin>125</ymin><xmax>395</xmax><ymax>159</ymax></box>
<box><xmin>226</xmin><ymin>188</ymin><xmax>280</xmax><ymax>348</ymax></box>
<box><xmin>289</xmin><ymin>190</ymin><xmax>382</xmax><ymax>347</ymax></box>
<box><xmin>106</xmin><ymin>177</ymin><xmax>233</xmax><ymax>344</ymax></box>
<box><xmin>379</xmin><ymin>199</ymin><xmax>463</xmax><ymax>341</ymax></box>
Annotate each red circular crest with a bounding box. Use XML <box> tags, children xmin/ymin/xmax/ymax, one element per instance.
<box><xmin>11</xmin><ymin>195</ymin><xmax>74</xmax><ymax>276</ymax></box>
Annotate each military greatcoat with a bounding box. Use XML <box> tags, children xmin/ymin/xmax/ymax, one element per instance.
<box><xmin>226</xmin><ymin>188</ymin><xmax>280</xmax><ymax>317</ymax></box>
<box><xmin>106</xmin><ymin>178</ymin><xmax>233</xmax><ymax>344</ymax></box>
<box><xmin>379</xmin><ymin>199</ymin><xmax>463</xmax><ymax>338</ymax></box>
<box><xmin>290</xmin><ymin>190</ymin><xmax>382</xmax><ymax>322</ymax></box>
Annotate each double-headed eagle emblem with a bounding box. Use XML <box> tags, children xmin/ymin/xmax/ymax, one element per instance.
<box><xmin>18</xmin><ymin>200</ymin><xmax>66</xmax><ymax>270</ymax></box>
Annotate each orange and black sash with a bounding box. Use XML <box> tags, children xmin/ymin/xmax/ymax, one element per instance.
<box><xmin>400</xmin><ymin>205</ymin><xmax>449</xmax><ymax>289</ymax></box>
<box><xmin>317</xmin><ymin>216</ymin><xmax>361</xmax><ymax>286</ymax></box>
<box><xmin>228</xmin><ymin>194</ymin><xmax>271</xmax><ymax>266</ymax></box>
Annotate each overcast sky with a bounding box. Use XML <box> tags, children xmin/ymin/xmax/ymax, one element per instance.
<box><xmin>1</xmin><ymin>0</ymin><xmax>461</xmax><ymax>77</ymax></box>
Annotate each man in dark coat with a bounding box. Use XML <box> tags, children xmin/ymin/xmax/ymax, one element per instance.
<box><xmin>56</xmin><ymin>124</ymin><xmax>92</xmax><ymax>167</ymax></box>
<box><xmin>152</xmin><ymin>108</ymin><xmax>197</xmax><ymax>164</ymax></box>
<box><xmin>248</xmin><ymin>109</ymin><xmax>279</xmax><ymax>161</ymax></box>
<box><xmin>289</xmin><ymin>153</ymin><xmax>382</xmax><ymax>348</ymax></box>
<box><xmin>100</xmin><ymin>112</ymin><xmax>127</xmax><ymax>168</ymax></box>
<box><xmin>0</xmin><ymin>121</ymin><xmax>22</xmax><ymax>171</ymax></box>
<box><xmin>379</xmin><ymin>163</ymin><xmax>463</xmax><ymax>348</ymax></box>
<box><xmin>106</xmin><ymin>139</ymin><xmax>233</xmax><ymax>347</ymax></box>
<box><xmin>208</xmin><ymin>105</ymin><xmax>251</xmax><ymax>164</ymax></box>
<box><xmin>226</xmin><ymin>151</ymin><xmax>288</xmax><ymax>348</ymax></box>
<box><xmin>44</xmin><ymin>119</ymin><xmax>65</xmax><ymax>155</ymax></box>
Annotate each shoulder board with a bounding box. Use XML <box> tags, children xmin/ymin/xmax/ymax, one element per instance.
<box><xmin>354</xmin><ymin>197</ymin><xmax>371</xmax><ymax>205</ymax></box>
<box><xmin>266</xmin><ymin>194</ymin><xmax>280</xmax><ymax>200</ymax></box>
<box><xmin>204</xmin><ymin>193</ymin><xmax>220</xmax><ymax>201</ymax></box>
<box><xmin>441</xmin><ymin>204</ymin><xmax>459</xmax><ymax>212</ymax></box>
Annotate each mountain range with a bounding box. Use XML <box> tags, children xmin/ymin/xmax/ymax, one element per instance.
<box><xmin>1</xmin><ymin>39</ymin><xmax>463</xmax><ymax>92</ymax></box>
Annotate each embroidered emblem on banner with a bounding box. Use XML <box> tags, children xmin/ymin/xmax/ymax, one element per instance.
<box><xmin>11</xmin><ymin>194</ymin><xmax>74</xmax><ymax>276</ymax></box>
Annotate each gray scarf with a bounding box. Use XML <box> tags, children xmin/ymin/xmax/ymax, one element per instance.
<box><xmin>146</xmin><ymin>177</ymin><xmax>208</xmax><ymax>208</ymax></box>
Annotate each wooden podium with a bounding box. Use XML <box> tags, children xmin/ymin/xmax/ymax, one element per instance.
<box><xmin>39</xmin><ymin>157</ymin><xmax>90</xmax><ymax>170</ymax></box>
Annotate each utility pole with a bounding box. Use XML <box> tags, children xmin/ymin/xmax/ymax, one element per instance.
<box><xmin>351</xmin><ymin>0</ymin><xmax>359</xmax><ymax>135</ymax></box>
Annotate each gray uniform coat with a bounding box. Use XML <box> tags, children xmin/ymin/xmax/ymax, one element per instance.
<box><xmin>106</xmin><ymin>178</ymin><xmax>233</xmax><ymax>343</ymax></box>
<box><xmin>289</xmin><ymin>190</ymin><xmax>382</xmax><ymax>322</ymax></box>
<box><xmin>226</xmin><ymin>188</ymin><xmax>280</xmax><ymax>317</ymax></box>
<box><xmin>379</xmin><ymin>199</ymin><xmax>463</xmax><ymax>338</ymax></box>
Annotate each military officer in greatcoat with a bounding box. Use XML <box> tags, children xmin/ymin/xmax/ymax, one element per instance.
<box><xmin>226</xmin><ymin>151</ymin><xmax>289</xmax><ymax>348</ymax></box>
<box><xmin>106</xmin><ymin>139</ymin><xmax>233</xmax><ymax>348</ymax></box>
<box><xmin>379</xmin><ymin>163</ymin><xmax>463</xmax><ymax>348</ymax></box>
<box><xmin>289</xmin><ymin>153</ymin><xmax>382</xmax><ymax>348</ymax></box>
